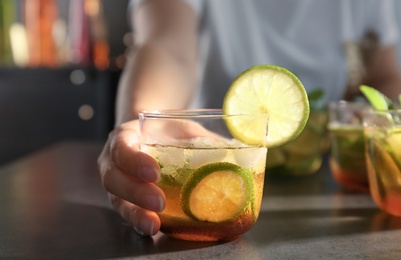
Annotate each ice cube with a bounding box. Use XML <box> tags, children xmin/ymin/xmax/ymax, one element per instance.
<box><xmin>186</xmin><ymin>148</ymin><xmax>228</xmax><ymax>169</ymax></box>
<box><xmin>156</xmin><ymin>146</ymin><xmax>186</xmax><ymax>168</ymax></box>
<box><xmin>233</xmin><ymin>147</ymin><xmax>267</xmax><ymax>169</ymax></box>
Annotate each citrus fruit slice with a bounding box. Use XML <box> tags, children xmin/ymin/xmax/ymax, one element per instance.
<box><xmin>385</xmin><ymin>128</ymin><xmax>401</xmax><ymax>171</ymax></box>
<box><xmin>359</xmin><ymin>85</ymin><xmax>393</xmax><ymax>110</ymax></box>
<box><xmin>369</xmin><ymin>138</ymin><xmax>401</xmax><ymax>188</ymax></box>
<box><xmin>359</xmin><ymin>85</ymin><xmax>397</xmax><ymax>125</ymax></box>
<box><xmin>181</xmin><ymin>162</ymin><xmax>253</xmax><ymax>222</ymax></box>
<box><xmin>223</xmin><ymin>64</ymin><xmax>309</xmax><ymax>148</ymax></box>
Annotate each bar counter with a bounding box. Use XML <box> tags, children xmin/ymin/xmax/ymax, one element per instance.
<box><xmin>1</xmin><ymin>141</ymin><xmax>400</xmax><ymax>259</ymax></box>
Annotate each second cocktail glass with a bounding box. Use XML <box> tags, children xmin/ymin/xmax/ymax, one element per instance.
<box><xmin>266</xmin><ymin>108</ymin><xmax>328</xmax><ymax>176</ymax></box>
<box><xmin>363</xmin><ymin>109</ymin><xmax>401</xmax><ymax>217</ymax></box>
<box><xmin>328</xmin><ymin>101</ymin><xmax>370</xmax><ymax>192</ymax></box>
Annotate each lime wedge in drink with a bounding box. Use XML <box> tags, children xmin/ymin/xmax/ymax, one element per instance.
<box><xmin>384</xmin><ymin>128</ymin><xmax>401</xmax><ymax>172</ymax></box>
<box><xmin>181</xmin><ymin>162</ymin><xmax>254</xmax><ymax>222</ymax></box>
<box><xmin>369</xmin><ymin>137</ymin><xmax>401</xmax><ymax>187</ymax></box>
<box><xmin>223</xmin><ymin>64</ymin><xmax>309</xmax><ymax>148</ymax></box>
<box><xmin>359</xmin><ymin>85</ymin><xmax>393</xmax><ymax>110</ymax></box>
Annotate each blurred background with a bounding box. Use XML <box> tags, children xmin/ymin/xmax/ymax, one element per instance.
<box><xmin>0</xmin><ymin>0</ymin><xmax>130</xmax><ymax>165</ymax></box>
<box><xmin>1</xmin><ymin>0</ymin><xmax>401</xmax><ymax>166</ymax></box>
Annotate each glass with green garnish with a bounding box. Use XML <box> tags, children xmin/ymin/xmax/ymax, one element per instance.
<box><xmin>266</xmin><ymin>89</ymin><xmax>329</xmax><ymax>176</ymax></box>
<box><xmin>361</xmin><ymin>85</ymin><xmax>401</xmax><ymax>217</ymax></box>
<box><xmin>138</xmin><ymin>65</ymin><xmax>310</xmax><ymax>241</ymax></box>
<box><xmin>328</xmin><ymin>100</ymin><xmax>370</xmax><ymax>192</ymax></box>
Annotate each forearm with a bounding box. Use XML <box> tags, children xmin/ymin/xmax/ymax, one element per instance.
<box><xmin>115</xmin><ymin>43</ymin><xmax>197</xmax><ymax>125</ymax></box>
<box><xmin>115</xmin><ymin>0</ymin><xmax>198</xmax><ymax>125</ymax></box>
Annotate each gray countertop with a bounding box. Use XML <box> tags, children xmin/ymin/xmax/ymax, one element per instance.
<box><xmin>1</xmin><ymin>141</ymin><xmax>400</xmax><ymax>259</ymax></box>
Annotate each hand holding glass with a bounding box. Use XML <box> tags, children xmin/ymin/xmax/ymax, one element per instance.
<box><xmin>139</xmin><ymin>109</ymin><xmax>268</xmax><ymax>241</ymax></box>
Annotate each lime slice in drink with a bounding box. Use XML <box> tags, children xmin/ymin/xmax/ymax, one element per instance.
<box><xmin>385</xmin><ymin>128</ymin><xmax>401</xmax><ymax>171</ymax></box>
<box><xmin>181</xmin><ymin>162</ymin><xmax>254</xmax><ymax>222</ymax></box>
<box><xmin>223</xmin><ymin>64</ymin><xmax>309</xmax><ymax>148</ymax></box>
<box><xmin>359</xmin><ymin>85</ymin><xmax>393</xmax><ymax>110</ymax></box>
<box><xmin>369</xmin><ymin>136</ymin><xmax>401</xmax><ymax>188</ymax></box>
<box><xmin>369</xmin><ymin>140</ymin><xmax>398</xmax><ymax>187</ymax></box>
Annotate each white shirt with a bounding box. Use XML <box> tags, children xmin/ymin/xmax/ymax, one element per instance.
<box><xmin>130</xmin><ymin>0</ymin><xmax>400</xmax><ymax>108</ymax></box>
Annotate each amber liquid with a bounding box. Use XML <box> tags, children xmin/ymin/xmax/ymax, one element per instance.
<box><xmin>159</xmin><ymin>172</ymin><xmax>264</xmax><ymax>241</ymax></box>
<box><xmin>141</xmin><ymin>142</ymin><xmax>267</xmax><ymax>241</ymax></box>
<box><xmin>329</xmin><ymin>158</ymin><xmax>369</xmax><ymax>193</ymax></box>
<box><xmin>365</xmin><ymin>128</ymin><xmax>401</xmax><ymax>217</ymax></box>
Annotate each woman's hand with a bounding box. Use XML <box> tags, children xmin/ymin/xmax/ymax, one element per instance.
<box><xmin>97</xmin><ymin>116</ymin><xmax>224</xmax><ymax>236</ymax></box>
<box><xmin>97</xmin><ymin>120</ymin><xmax>165</xmax><ymax>236</ymax></box>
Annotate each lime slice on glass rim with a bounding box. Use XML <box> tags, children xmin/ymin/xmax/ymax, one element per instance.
<box><xmin>179</xmin><ymin>65</ymin><xmax>309</xmax><ymax>223</ymax></box>
<box><xmin>223</xmin><ymin>64</ymin><xmax>310</xmax><ymax>148</ymax></box>
<box><xmin>181</xmin><ymin>162</ymin><xmax>254</xmax><ymax>222</ymax></box>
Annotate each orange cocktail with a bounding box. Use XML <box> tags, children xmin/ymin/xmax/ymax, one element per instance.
<box><xmin>328</xmin><ymin>101</ymin><xmax>369</xmax><ymax>192</ymax></box>
<box><xmin>139</xmin><ymin>109</ymin><xmax>267</xmax><ymax>241</ymax></box>
<box><xmin>363</xmin><ymin>109</ymin><xmax>401</xmax><ymax>217</ymax></box>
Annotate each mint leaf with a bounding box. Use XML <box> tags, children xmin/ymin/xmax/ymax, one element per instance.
<box><xmin>308</xmin><ymin>88</ymin><xmax>325</xmax><ymax>110</ymax></box>
<box><xmin>308</xmin><ymin>88</ymin><xmax>324</xmax><ymax>102</ymax></box>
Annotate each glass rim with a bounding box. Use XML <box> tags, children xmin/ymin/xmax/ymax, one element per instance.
<box><xmin>139</xmin><ymin>108</ymin><xmax>268</xmax><ymax>119</ymax></box>
<box><xmin>363</xmin><ymin>108</ymin><xmax>401</xmax><ymax>114</ymax></box>
<box><xmin>328</xmin><ymin>100</ymin><xmax>370</xmax><ymax>108</ymax></box>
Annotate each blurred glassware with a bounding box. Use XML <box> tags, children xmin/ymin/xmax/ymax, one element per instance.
<box><xmin>363</xmin><ymin>109</ymin><xmax>401</xmax><ymax>217</ymax></box>
<box><xmin>328</xmin><ymin>100</ymin><xmax>370</xmax><ymax>192</ymax></box>
<box><xmin>84</xmin><ymin>0</ymin><xmax>109</xmax><ymax>70</ymax></box>
<box><xmin>0</xmin><ymin>0</ymin><xmax>15</xmax><ymax>65</ymax></box>
<box><xmin>24</xmin><ymin>0</ymin><xmax>59</xmax><ymax>67</ymax></box>
<box><xmin>266</xmin><ymin>89</ymin><xmax>329</xmax><ymax>177</ymax></box>
<box><xmin>139</xmin><ymin>109</ymin><xmax>268</xmax><ymax>241</ymax></box>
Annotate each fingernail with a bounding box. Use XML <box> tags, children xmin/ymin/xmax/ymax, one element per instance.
<box><xmin>133</xmin><ymin>226</ymin><xmax>146</xmax><ymax>236</ymax></box>
<box><xmin>138</xmin><ymin>166</ymin><xmax>159</xmax><ymax>182</ymax></box>
<box><xmin>144</xmin><ymin>194</ymin><xmax>164</xmax><ymax>212</ymax></box>
<box><xmin>138</xmin><ymin>217</ymin><xmax>156</xmax><ymax>236</ymax></box>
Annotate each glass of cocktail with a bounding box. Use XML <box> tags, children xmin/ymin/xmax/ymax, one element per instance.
<box><xmin>137</xmin><ymin>64</ymin><xmax>310</xmax><ymax>241</ymax></box>
<box><xmin>139</xmin><ymin>109</ymin><xmax>268</xmax><ymax>241</ymax></box>
<box><xmin>363</xmin><ymin>109</ymin><xmax>401</xmax><ymax>217</ymax></box>
<box><xmin>267</xmin><ymin>107</ymin><xmax>328</xmax><ymax>176</ymax></box>
<box><xmin>328</xmin><ymin>100</ymin><xmax>370</xmax><ymax>192</ymax></box>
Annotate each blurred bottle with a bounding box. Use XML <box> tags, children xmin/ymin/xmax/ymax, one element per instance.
<box><xmin>9</xmin><ymin>22</ymin><xmax>29</xmax><ymax>67</ymax></box>
<box><xmin>24</xmin><ymin>0</ymin><xmax>59</xmax><ymax>67</ymax></box>
<box><xmin>0</xmin><ymin>0</ymin><xmax>15</xmax><ymax>65</ymax></box>
<box><xmin>84</xmin><ymin>0</ymin><xmax>109</xmax><ymax>70</ymax></box>
<box><xmin>68</xmin><ymin>0</ymin><xmax>91</xmax><ymax>67</ymax></box>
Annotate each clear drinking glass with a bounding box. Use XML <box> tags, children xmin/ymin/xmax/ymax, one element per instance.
<box><xmin>138</xmin><ymin>109</ymin><xmax>268</xmax><ymax>241</ymax></box>
<box><xmin>266</xmin><ymin>107</ymin><xmax>329</xmax><ymax>176</ymax></box>
<box><xmin>363</xmin><ymin>109</ymin><xmax>401</xmax><ymax>217</ymax></box>
<box><xmin>328</xmin><ymin>101</ymin><xmax>370</xmax><ymax>192</ymax></box>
